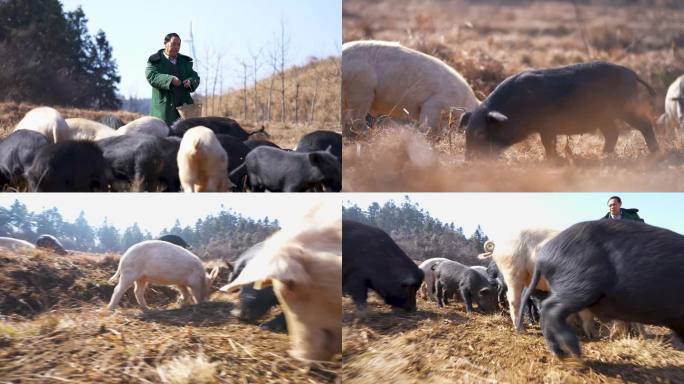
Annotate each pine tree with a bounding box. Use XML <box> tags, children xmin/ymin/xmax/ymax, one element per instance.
<box><xmin>121</xmin><ymin>223</ymin><xmax>144</xmax><ymax>250</ymax></box>
<box><xmin>97</xmin><ymin>218</ymin><xmax>120</xmax><ymax>252</ymax></box>
<box><xmin>89</xmin><ymin>29</ymin><xmax>121</xmax><ymax>109</ymax></box>
<box><xmin>34</xmin><ymin>207</ymin><xmax>64</xmax><ymax>239</ymax></box>
<box><xmin>70</xmin><ymin>211</ymin><xmax>95</xmax><ymax>251</ymax></box>
<box><xmin>8</xmin><ymin>200</ymin><xmax>33</xmax><ymax>238</ymax></box>
<box><xmin>0</xmin><ymin>1</ymin><xmax>120</xmax><ymax>107</ymax></box>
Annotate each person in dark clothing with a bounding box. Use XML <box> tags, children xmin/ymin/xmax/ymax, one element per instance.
<box><xmin>145</xmin><ymin>33</ymin><xmax>200</xmax><ymax>126</ymax></box>
<box><xmin>601</xmin><ymin>195</ymin><xmax>644</xmax><ymax>222</ymax></box>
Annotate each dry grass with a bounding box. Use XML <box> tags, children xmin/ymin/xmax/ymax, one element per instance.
<box><xmin>207</xmin><ymin>56</ymin><xmax>341</xmax><ymax>129</ymax></box>
<box><xmin>246</xmin><ymin>120</ymin><xmax>341</xmax><ymax>150</ymax></box>
<box><xmin>0</xmin><ymin>249</ymin><xmax>339</xmax><ymax>383</ymax></box>
<box><xmin>342</xmin><ymin>0</ymin><xmax>684</xmax><ymax>191</ymax></box>
<box><xmin>342</xmin><ymin>293</ymin><xmax>684</xmax><ymax>384</ymax></box>
<box><xmin>343</xmin><ymin>125</ymin><xmax>684</xmax><ymax>191</ymax></box>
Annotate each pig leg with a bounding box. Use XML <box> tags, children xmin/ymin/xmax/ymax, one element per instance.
<box><xmin>133</xmin><ymin>280</ymin><xmax>149</xmax><ymax>310</ymax></box>
<box><xmin>633</xmin><ymin>323</ymin><xmax>647</xmax><ymax>338</ymax></box>
<box><xmin>460</xmin><ymin>287</ymin><xmax>473</xmax><ymax>313</ymax></box>
<box><xmin>504</xmin><ymin>274</ymin><xmax>525</xmax><ymax>329</ymax></box>
<box><xmin>625</xmin><ymin>115</ymin><xmax>659</xmax><ymax>153</ymax></box>
<box><xmin>420</xmin><ymin>283</ymin><xmax>428</xmax><ymax>300</ymax></box>
<box><xmin>131</xmin><ymin>173</ymin><xmax>145</xmax><ymax>192</ymax></box>
<box><xmin>436</xmin><ymin>280</ymin><xmax>448</xmax><ymax>307</ymax></box>
<box><xmin>578</xmin><ymin>309</ymin><xmax>597</xmax><ymax>339</ymax></box>
<box><xmin>419</xmin><ymin>99</ymin><xmax>446</xmax><ymax>139</ymax></box>
<box><xmin>344</xmin><ymin>280</ymin><xmax>368</xmax><ymax>315</ymax></box>
<box><xmin>539</xmin><ymin>132</ymin><xmax>559</xmax><ymax>159</ymax></box>
<box><xmin>108</xmin><ymin>273</ymin><xmax>136</xmax><ymax>310</ymax></box>
<box><xmin>180</xmin><ymin>181</ymin><xmax>194</xmax><ymax>193</ymax></box>
<box><xmin>194</xmin><ymin>184</ymin><xmax>206</xmax><ymax>193</ymax></box>
<box><xmin>668</xmin><ymin>325</ymin><xmax>684</xmax><ymax>349</ymax></box>
<box><xmin>600</xmin><ymin>122</ymin><xmax>619</xmax><ymax>154</ymax></box>
<box><xmin>541</xmin><ymin>294</ymin><xmax>582</xmax><ymax>359</ymax></box>
<box><xmin>260</xmin><ymin>313</ymin><xmax>287</xmax><ymax>333</ymax></box>
<box><xmin>178</xmin><ymin>285</ymin><xmax>194</xmax><ymax>305</ymax></box>
<box><xmin>188</xmin><ymin>281</ymin><xmax>203</xmax><ymax>304</ymax></box>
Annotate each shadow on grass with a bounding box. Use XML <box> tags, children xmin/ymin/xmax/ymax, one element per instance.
<box><xmin>586</xmin><ymin>360</ymin><xmax>684</xmax><ymax>383</ymax></box>
<box><xmin>138</xmin><ymin>300</ymin><xmax>235</xmax><ymax>327</ymax></box>
<box><xmin>343</xmin><ymin>307</ymin><xmax>465</xmax><ymax>335</ymax></box>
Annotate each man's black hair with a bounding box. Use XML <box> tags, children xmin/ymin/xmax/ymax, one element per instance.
<box><xmin>607</xmin><ymin>196</ymin><xmax>622</xmax><ymax>204</ymax></box>
<box><xmin>164</xmin><ymin>33</ymin><xmax>181</xmax><ymax>43</ymax></box>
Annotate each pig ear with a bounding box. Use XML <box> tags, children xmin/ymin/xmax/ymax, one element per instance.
<box><xmin>308</xmin><ymin>152</ymin><xmax>322</xmax><ymax>165</ymax></box>
<box><xmin>459</xmin><ymin>111</ymin><xmax>472</xmax><ymax>131</ymax></box>
<box><xmin>219</xmin><ymin>246</ymin><xmax>309</xmax><ymax>293</ymax></box>
<box><xmin>486</xmin><ymin>111</ymin><xmax>508</xmax><ymax>124</ymax></box>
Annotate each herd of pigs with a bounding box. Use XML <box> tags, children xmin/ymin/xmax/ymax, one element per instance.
<box><xmin>343</xmin><ymin>40</ymin><xmax>684</xmax><ymax>160</ymax></box>
<box><xmin>4</xmin><ymin>216</ymin><xmax>683</xmax><ymax>362</ymax></box>
<box><xmin>342</xmin><ymin>219</ymin><xmax>684</xmax><ymax>360</ymax></box>
<box><xmin>0</xmin><ymin>107</ymin><xmax>341</xmax><ymax>192</ymax></box>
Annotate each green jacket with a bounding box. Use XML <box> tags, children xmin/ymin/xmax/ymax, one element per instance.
<box><xmin>601</xmin><ymin>208</ymin><xmax>644</xmax><ymax>222</ymax></box>
<box><xmin>145</xmin><ymin>49</ymin><xmax>200</xmax><ymax>126</ymax></box>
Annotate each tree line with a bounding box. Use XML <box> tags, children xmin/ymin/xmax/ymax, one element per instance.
<box><xmin>343</xmin><ymin>196</ymin><xmax>490</xmax><ymax>266</ymax></box>
<box><xmin>0</xmin><ymin>200</ymin><xmax>278</xmax><ymax>260</ymax></box>
<box><xmin>0</xmin><ymin>0</ymin><xmax>120</xmax><ymax>109</ymax></box>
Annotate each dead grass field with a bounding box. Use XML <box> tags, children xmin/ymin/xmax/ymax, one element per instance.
<box><xmin>342</xmin><ymin>0</ymin><xmax>684</xmax><ymax>191</ymax></box>
<box><xmin>342</xmin><ymin>293</ymin><xmax>684</xmax><ymax>384</ymax></box>
<box><xmin>0</xmin><ymin>249</ymin><xmax>339</xmax><ymax>383</ymax></box>
<box><xmin>0</xmin><ymin>101</ymin><xmax>332</xmax><ymax>150</ymax></box>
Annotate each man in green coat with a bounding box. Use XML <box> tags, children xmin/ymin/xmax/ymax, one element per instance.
<box><xmin>601</xmin><ymin>195</ymin><xmax>644</xmax><ymax>222</ymax></box>
<box><xmin>145</xmin><ymin>32</ymin><xmax>200</xmax><ymax>126</ymax></box>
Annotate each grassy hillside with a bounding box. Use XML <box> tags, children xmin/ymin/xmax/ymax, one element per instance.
<box><xmin>206</xmin><ymin>56</ymin><xmax>341</xmax><ymax>129</ymax></box>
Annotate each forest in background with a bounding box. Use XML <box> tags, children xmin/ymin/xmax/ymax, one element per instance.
<box><xmin>0</xmin><ymin>0</ymin><xmax>120</xmax><ymax>109</ymax></box>
<box><xmin>0</xmin><ymin>200</ymin><xmax>278</xmax><ymax>261</ymax></box>
<box><xmin>343</xmin><ymin>196</ymin><xmax>489</xmax><ymax>266</ymax></box>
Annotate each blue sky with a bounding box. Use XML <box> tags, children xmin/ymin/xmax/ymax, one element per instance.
<box><xmin>344</xmin><ymin>193</ymin><xmax>684</xmax><ymax>241</ymax></box>
<box><xmin>59</xmin><ymin>0</ymin><xmax>342</xmax><ymax>98</ymax></box>
<box><xmin>0</xmin><ymin>194</ymin><xmax>339</xmax><ymax>235</ymax></box>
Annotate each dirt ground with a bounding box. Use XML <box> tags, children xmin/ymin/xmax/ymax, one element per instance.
<box><xmin>342</xmin><ymin>0</ymin><xmax>684</xmax><ymax>191</ymax></box>
<box><xmin>0</xmin><ymin>249</ymin><xmax>340</xmax><ymax>383</ymax></box>
<box><xmin>342</xmin><ymin>293</ymin><xmax>684</xmax><ymax>384</ymax></box>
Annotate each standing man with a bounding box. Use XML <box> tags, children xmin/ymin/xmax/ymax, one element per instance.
<box><xmin>145</xmin><ymin>33</ymin><xmax>200</xmax><ymax>126</ymax></box>
<box><xmin>601</xmin><ymin>196</ymin><xmax>644</xmax><ymax>222</ymax></box>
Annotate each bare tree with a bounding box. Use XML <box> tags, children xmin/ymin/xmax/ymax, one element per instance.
<box><xmin>249</xmin><ymin>45</ymin><xmax>263</xmax><ymax>122</ymax></box>
<box><xmin>293</xmin><ymin>66</ymin><xmax>300</xmax><ymax>123</ymax></box>
<box><xmin>309</xmin><ymin>64</ymin><xmax>321</xmax><ymax>124</ymax></box>
<box><xmin>275</xmin><ymin>17</ymin><xmax>290</xmax><ymax>123</ymax></box>
<box><xmin>203</xmin><ymin>46</ymin><xmax>211</xmax><ymax>115</ymax></box>
<box><xmin>237</xmin><ymin>58</ymin><xmax>250</xmax><ymax>121</ymax></box>
<box><xmin>267</xmin><ymin>39</ymin><xmax>279</xmax><ymax>122</ymax></box>
<box><xmin>211</xmin><ymin>54</ymin><xmax>223</xmax><ymax>116</ymax></box>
